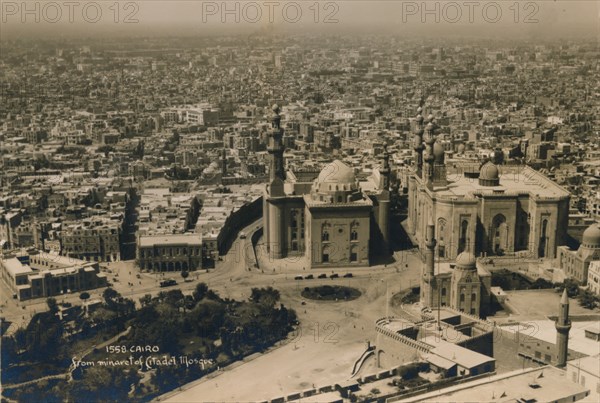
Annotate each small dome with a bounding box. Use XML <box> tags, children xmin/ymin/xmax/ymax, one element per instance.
<box><xmin>416</xmin><ymin>114</ymin><xmax>424</xmax><ymax>124</ymax></box>
<box><xmin>272</xmin><ymin>104</ymin><xmax>280</xmax><ymax>113</ymax></box>
<box><xmin>455</xmin><ymin>251</ymin><xmax>476</xmax><ymax>269</ymax></box>
<box><xmin>316</xmin><ymin>160</ymin><xmax>355</xmax><ymax>184</ymax></box>
<box><xmin>457</xmin><ymin>144</ymin><xmax>466</xmax><ymax>153</ymax></box>
<box><xmin>433</xmin><ymin>142</ymin><xmax>445</xmax><ymax>163</ymax></box>
<box><xmin>427</xmin><ymin>114</ymin><xmax>434</xmax><ymax>122</ymax></box>
<box><xmin>582</xmin><ymin>222</ymin><xmax>600</xmax><ymax>248</ymax></box>
<box><xmin>479</xmin><ymin>161</ymin><xmax>500</xmax><ymax>186</ymax></box>
<box><xmin>417</xmin><ymin>106</ymin><xmax>423</xmax><ymax>114</ymax></box>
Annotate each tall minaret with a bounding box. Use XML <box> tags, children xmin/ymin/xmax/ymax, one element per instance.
<box><xmin>378</xmin><ymin>145</ymin><xmax>391</xmax><ymax>252</ymax></box>
<box><xmin>264</xmin><ymin>104</ymin><xmax>286</xmax><ymax>259</ymax></box>
<box><xmin>221</xmin><ymin>148</ymin><xmax>227</xmax><ymax>178</ymax></box>
<box><xmin>413</xmin><ymin>111</ymin><xmax>425</xmax><ymax>175</ymax></box>
<box><xmin>268</xmin><ymin>104</ymin><xmax>285</xmax><ymax>182</ymax></box>
<box><xmin>555</xmin><ymin>289</ymin><xmax>571</xmax><ymax>367</ymax></box>
<box><xmin>422</xmin><ymin>217</ymin><xmax>436</xmax><ymax>308</ymax></box>
<box><xmin>422</xmin><ymin>116</ymin><xmax>436</xmax><ymax>187</ymax></box>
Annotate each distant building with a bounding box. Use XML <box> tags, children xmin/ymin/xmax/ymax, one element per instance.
<box><xmin>137</xmin><ymin>234</ymin><xmax>202</xmax><ymax>272</ymax></box>
<box><xmin>587</xmin><ymin>261</ymin><xmax>600</xmax><ymax>295</ymax></box>
<box><xmin>61</xmin><ymin>219</ymin><xmax>122</xmax><ymax>262</ymax></box>
<box><xmin>0</xmin><ymin>252</ymin><xmax>107</xmax><ymax>301</ymax></box>
<box><xmin>558</xmin><ymin>222</ymin><xmax>600</xmax><ymax>284</ymax></box>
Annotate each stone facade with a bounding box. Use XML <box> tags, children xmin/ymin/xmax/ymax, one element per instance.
<box><xmin>407</xmin><ymin>110</ymin><xmax>570</xmax><ymax>261</ymax></box>
<box><xmin>137</xmin><ymin>234</ymin><xmax>202</xmax><ymax>272</ymax></box>
<box><xmin>263</xmin><ymin>105</ymin><xmax>390</xmax><ymax>268</ymax></box>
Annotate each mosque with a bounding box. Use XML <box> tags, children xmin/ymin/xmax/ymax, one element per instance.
<box><xmin>262</xmin><ymin>105</ymin><xmax>391</xmax><ymax>268</ymax></box>
<box><xmin>407</xmin><ymin>108</ymin><xmax>571</xmax><ymax>261</ymax></box>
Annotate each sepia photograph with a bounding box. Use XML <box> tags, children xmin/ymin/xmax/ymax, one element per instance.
<box><xmin>0</xmin><ymin>1</ymin><xmax>599</xmax><ymax>402</ymax></box>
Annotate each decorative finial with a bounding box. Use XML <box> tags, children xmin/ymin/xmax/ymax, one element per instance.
<box><xmin>271</xmin><ymin>104</ymin><xmax>281</xmax><ymax>130</ymax></box>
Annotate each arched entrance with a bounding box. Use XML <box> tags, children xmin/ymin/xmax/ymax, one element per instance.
<box><xmin>491</xmin><ymin>214</ymin><xmax>508</xmax><ymax>255</ymax></box>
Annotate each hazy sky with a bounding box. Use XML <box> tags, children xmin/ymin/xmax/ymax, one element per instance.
<box><xmin>1</xmin><ymin>1</ymin><xmax>598</xmax><ymax>39</ymax></box>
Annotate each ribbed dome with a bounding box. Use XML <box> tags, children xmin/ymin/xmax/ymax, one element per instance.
<box><xmin>316</xmin><ymin>160</ymin><xmax>355</xmax><ymax>184</ymax></box>
<box><xmin>455</xmin><ymin>251</ymin><xmax>477</xmax><ymax>269</ymax></box>
<box><xmin>479</xmin><ymin>161</ymin><xmax>500</xmax><ymax>186</ymax></box>
<box><xmin>480</xmin><ymin>162</ymin><xmax>499</xmax><ymax>180</ymax></box>
<box><xmin>582</xmin><ymin>222</ymin><xmax>600</xmax><ymax>248</ymax></box>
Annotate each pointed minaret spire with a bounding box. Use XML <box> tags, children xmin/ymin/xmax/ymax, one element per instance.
<box><xmin>555</xmin><ymin>289</ymin><xmax>571</xmax><ymax>368</ymax></box>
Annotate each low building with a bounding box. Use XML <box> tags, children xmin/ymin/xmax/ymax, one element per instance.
<box><xmin>137</xmin><ymin>234</ymin><xmax>202</xmax><ymax>272</ymax></box>
<box><xmin>401</xmin><ymin>366</ymin><xmax>591</xmax><ymax>403</ymax></box>
<box><xmin>0</xmin><ymin>252</ymin><xmax>107</xmax><ymax>301</ymax></box>
<box><xmin>566</xmin><ymin>355</ymin><xmax>600</xmax><ymax>403</ymax></box>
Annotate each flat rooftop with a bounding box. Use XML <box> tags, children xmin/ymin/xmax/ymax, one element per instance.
<box><xmin>421</xmin><ymin>336</ymin><xmax>495</xmax><ymax>368</ymax></box>
<box><xmin>139</xmin><ymin>234</ymin><xmax>202</xmax><ymax>247</ymax></box>
<box><xmin>431</xmin><ymin>166</ymin><xmax>570</xmax><ymax>200</ymax></box>
<box><xmin>500</xmin><ymin>320</ymin><xmax>600</xmax><ymax>357</ymax></box>
<box><xmin>402</xmin><ymin>366</ymin><xmax>589</xmax><ymax>403</ymax></box>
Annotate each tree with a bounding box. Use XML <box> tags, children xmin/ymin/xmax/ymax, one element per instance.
<box><xmin>139</xmin><ymin>294</ymin><xmax>153</xmax><ymax>307</ymax></box>
<box><xmin>193</xmin><ymin>283</ymin><xmax>209</xmax><ymax>302</ymax></box>
<box><xmin>181</xmin><ymin>270</ymin><xmax>189</xmax><ymax>282</ymax></box>
<box><xmin>102</xmin><ymin>287</ymin><xmax>120</xmax><ymax>305</ymax></box>
<box><xmin>46</xmin><ymin>297</ymin><xmax>59</xmax><ymax>314</ymax></box>
<box><xmin>556</xmin><ymin>278</ymin><xmax>580</xmax><ymax>298</ymax></box>
<box><xmin>250</xmin><ymin>287</ymin><xmax>280</xmax><ymax>307</ymax></box>
<box><xmin>79</xmin><ymin>292</ymin><xmax>90</xmax><ymax>302</ymax></box>
<box><xmin>578</xmin><ymin>290</ymin><xmax>599</xmax><ymax>310</ymax></box>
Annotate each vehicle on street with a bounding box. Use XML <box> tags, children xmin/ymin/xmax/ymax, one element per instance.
<box><xmin>318</xmin><ymin>274</ymin><xmax>327</xmax><ymax>279</ymax></box>
<box><xmin>294</xmin><ymin>275</ymin><xmax>303</xmax><ymax>280</ymax></box>
<box><xmin>343</xmin><ymin>273</ymin><xmax>353</xmax><ymax>278</ymax></box>
<box><xmin>305</xmin><ymin>274</ymin><xmax>314</xmax><ymax>279</ymax></box>
<box><xmin>160</xmin><ymin>279</ymin><xmax>177</xmax><ymax>287</ymax></box>
<box><xmin>330</xmin><ymin>273</ymin><xmax>339</xmax><ymax>279</ymax></box>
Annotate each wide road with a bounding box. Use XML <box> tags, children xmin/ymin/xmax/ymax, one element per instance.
<box><xmin>158</xmin><ymin>219</ymin><xmax>423</xmax><ymax>402</ymax></box>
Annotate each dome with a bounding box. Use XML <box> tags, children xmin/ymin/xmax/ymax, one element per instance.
<box><xmin>433</xmin><ymin>142</ymin><xmax>445</xmax><ymax>163</ymax></box>
<box><xmin>416</xmin><ymin>114</ymin><xmax>424</xmax><ymax>124</ymax></box>
<box><xmin>479</xmin><ymin>161</ymin><xmax>500</xmax><ymax>186</ymax></box>
<box><xmin>455</xmin><ymin>251</ymin><xmax>476</xmax><ymax>269</ymax></box>
<box><xmin>457</xmin><ymin>144</ymin><xmax>466</xmax><ymax>154</ymax></box>
<box><xmin>480</xmin><ymin>162</ymin><xmax>499</xmax><ymax>180</ymax></box>
<box><xmin>316</xmin><ymin>160</ymin><xmax>355</xmax><ymax>184</ymax></box>
<box><xmin>582</xmin><ymin>222</ymin><xmax>600</xmax><ymax>248</ymax></box>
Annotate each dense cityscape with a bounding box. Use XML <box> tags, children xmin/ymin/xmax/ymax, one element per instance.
<box><xmin>1</xmin><ymin>26</ymin><xmax>599</xmax><ymax>403</ymax></box>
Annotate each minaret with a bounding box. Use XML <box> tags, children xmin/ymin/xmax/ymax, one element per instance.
<box><xmin>264</xmin><ymin>104</ymin><xmax>285</xmax><ymax>259</ymax></box>
<box><xmin>422</xmin><ymin>116</ymin><xmax>436</xmax><ymax>187</ymax></box>
<box><xmin>221</xmin><ymin>148</ymin><xmax>227</xmax><ymax>178</ymax></box>
<box><xmin>378</xmin><ymin>145</ymin><xmax>391</xmax><ymax>252</ymax></box>
<box><xmin>267</xmin><ymin>104</ymin><xmax>285</xmax><ymax>182</ymax></box>
<box><xmin>413</xmin><ymin>111</ymin><xmax>425</xmax><ymax>175</ymax></box>
<box><xmin>555</xmin><ymin>289</ymin><xmax>571</xmax><ymax>367</ymax></box>
<box><xmin>422</xmin><ymin>217</ymin><xmax>436</xmax><ymax>308</ymax></box>
<box><xmin>380</xmin><ymin>145</ymin><xmax>391</xmax><ymax>190</ymax></box>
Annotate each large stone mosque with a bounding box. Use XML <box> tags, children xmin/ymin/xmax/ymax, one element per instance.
<box><xmin>406</xmin><ymin>106</ymin><xmax>572</xmax><ymax>315</ymax></box>
<box><xmin>263</xmin><ymin>105</ymin><xmax>391</xmax><ymax>268</ymax></box>
<box><xmin>407</xmin><ymin>107</ymin><xmax>571</xmax><ymax>262</ymax></box>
